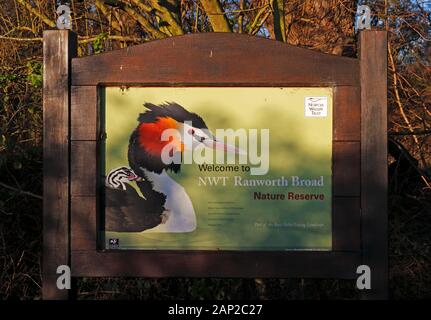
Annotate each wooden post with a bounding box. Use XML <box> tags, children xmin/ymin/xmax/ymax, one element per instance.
<box><xmin>43</xmin><ymin>30</ymin><xmax>77</xmax><ymax>300</ymax></box>
<box><xmin>360</xmin><ymin>30</ymin><xmax>388</xmax><ymax>299</ymax></box>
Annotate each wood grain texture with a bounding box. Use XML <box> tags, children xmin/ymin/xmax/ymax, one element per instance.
<box><xmin>71</xmin><ymin>141</ymin><xmax>97</xmax><ymax>196</ymax></box>
<box><xmin>72</xmin><ymin>250</ymin><xmax>360</xmax><ymax>278</ymax></box>
<box><xmin>360</xmin><ymin>31</ymin><xmax>388</xmax><ymax>299</ymax></box>
<box><xmin>333</xmin><ymin>142</ymin><xmax>360</xmax><ymax>197</ymax></box>
<box><xmin>71</xmin><ymin>33</ymin><xmax>359</xmax><ymax>86</ymax></box>
<box><xmin>71</xmin><ymin>86</ymin><xmax>98</xmax><ymax>140</ymax></box>
<box><xmin>332</xmin><ymin>197</ymin><xmax>360</xmax><ymax>251</ymax></box>
<box><xmin>68</xmin><ymin>32</ymin><xmax>365</xmax><ymax>280</ymax></box>
<box><xmin>71</xmin><ymin>196</ymin><xmax>97</xmax><ymax>251</ymax></box>
<box><xmin>334</xmin><ymin>86</ymin><xmax>361</xmax><ymax>141</ymax></box>
<box><xmin>43</xmin><ymin>30</ymin><xmax>77</xmax><ymax>300</ymax></box>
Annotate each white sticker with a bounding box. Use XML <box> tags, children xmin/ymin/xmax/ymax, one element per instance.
<box><xmin>304</xmin><ymin>97</ymin><xmax>328</xmax><ymax>117</ymax></box>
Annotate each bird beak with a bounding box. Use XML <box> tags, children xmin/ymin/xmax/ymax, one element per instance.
<box><xmin>203</xmin><ymin>138</ymin><xmax>246</xmax><ymax>155</ymax></box>
<box><xmin>127</xmin><ymin>172</ymin><xmax>142</xmax><ymax>181</ymax></box>
<box><xmin>180</xmin><ymin>123</ymin><xmax>246</xmax><ymax>155</ymax></box>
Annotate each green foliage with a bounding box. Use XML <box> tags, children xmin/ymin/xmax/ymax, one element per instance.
<box><xmin>0</xmin><ymin>73</ymin><xmax>18</xmax><ymax>82</ymax></box>
<box><xmin>26</xmin><ymin>61</ymin><xmax>42</xmax><ymax>87</ymax></box>
<box><xmin>0</xmin><ymin>73</ymin><xmax>19</xmax><ymax>89</ymax></box>
<box><xmin>94</xmin><ymin>32</ymin><xmax>108</xmax><ymax>54</ymax></box>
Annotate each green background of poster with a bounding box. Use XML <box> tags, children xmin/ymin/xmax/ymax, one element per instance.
<box><xmin>104</xmin><ymin>87</ymin><xmax>333</xmax><ymax>250</ymax></box>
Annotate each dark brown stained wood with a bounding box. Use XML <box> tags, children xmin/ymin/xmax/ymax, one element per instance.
<box><xmin>332</xmin><ymin>197</ymin><xmax>360</xmax><ymax>251</ymax></box>
<box><xmin>66</xmin><ymin>32</ymin><xmax>371</xmax><ymax>282</ymax></box>
<box><xmin>360</xmin><ymin>31</ymin><xmax>388</xmax><ymax>299</ymax></box>
<box><xmin>334</xmin><ymin>86</ymin><xmax>361</xmax><ymax>141</ymax></box>
<box><xmin>71</xmin><ymin>141</ymin><xmax>97</xmax><ymax>196</ymax></box>
<box><xmin>333</xmin><ymin>142</ymin><xmax>360</xmax><ymax>197</ymax></box>
<box><xmin>71</xmin><ymin>197</ymin><xmax>96</xmax><ymax>251</ymax></box>
<box><xmin>43</xmin><ymin>30</ymin><xmax>77</xmax><ymax>300</ymax></box>
<box><xmin>72</xmin><ymin>33</ymin><xmax>359</xmax><ymax>86</ymax></box>
<box><xmin>71</xmin><ymin>86</ymin><xmax>98</xmax><ymax>140</ymax></box>
<box><xmin>71</xmin><ymin>251</ymin><xmax>360</xmax><ymax>278</ymax></box>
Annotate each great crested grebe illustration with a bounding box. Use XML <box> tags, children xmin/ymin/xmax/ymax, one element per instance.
<box><xmin>105</xmin><ymin>102</ymin><xmax>240</xmax><ymax>233</ymax></box>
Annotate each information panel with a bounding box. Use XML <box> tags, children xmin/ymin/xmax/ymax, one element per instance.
<box><xmin>103</xmin><ymin>87</ymin><xmax>333</xmax><ymax>250</ymax></box>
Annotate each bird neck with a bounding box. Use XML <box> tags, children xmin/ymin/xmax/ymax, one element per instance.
<box><xmin>140</xmin><ymin>168</ymin><xmax>176</xmax><ymax>198</ymax></box>
<box><xmin>140</xmin><ymin>168</ymin><xmax>192</xmax><ymax>215</ymax></box>
<box><xmin>139</xmin><ymin>167</ymin><xmax>197</xmax><ymax>233</ymax></box>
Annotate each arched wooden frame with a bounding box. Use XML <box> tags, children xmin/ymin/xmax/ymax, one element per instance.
<box><xmin>43</xmin><ymin>32</ymin><xmax>387</xmax><ymax>299</ymax></box>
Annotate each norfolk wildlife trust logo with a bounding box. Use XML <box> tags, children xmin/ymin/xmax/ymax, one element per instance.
<box><xmin>160</xmin><ymin>121</ymin><xmax>270</xmax><ymax>175</ymax></box>
<box><xmin>304</xmin><ymin>97</ymin><xmax>328</xmax><ymax>117</ymax></box>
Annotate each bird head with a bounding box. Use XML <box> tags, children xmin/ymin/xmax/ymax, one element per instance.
<box><xmin>106</xmin><ymin>166</ymin><xmax>141</xmax><ymax>190</ymax></box>
<box><xmin>129</xmin><ymin>102</ymin><xmax>241</xmax><ymax>174</ymax></box>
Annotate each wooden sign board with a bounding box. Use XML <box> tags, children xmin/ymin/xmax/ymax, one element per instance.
<box><xmin>43</xmin><ymin>31</ymin><xmax>388</xmax><ymax>299</ymax></box>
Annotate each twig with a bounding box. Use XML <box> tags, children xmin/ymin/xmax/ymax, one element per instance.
<box><xmin>0</xmin><ymin>36</ymin><xmax>43</xmax><ymax>41</ymax></box>
<box><xmin>250</xmin><ymin>11</ymin><xmax>271</xmax><ymax>35</ymax></box>
<box><xmin>247</xmin><ymin>4</ymin><xmax>270</xmax><ymax>34</ymax></box>
<box><xmin>400</xmin><ymin>17</ymin><xmax>431</xmax><ymax>42</ymax></box>
<box><xmin>206</xmin><ymin>4</ymin><xmax>270</xmax><ymax>15</ymax></box>
<box><xmin>21</xmin><ymin>273</ymin><xmax>41</xmax><ymax>289</ymax></box>
<box><xmin>0</xmin><ymin>35</ymin><xmax>144</xmax><ymax>43</ymax></box>
<box><xmin>121</xmin><ymin>3</ymin><xmax>167</xmax><ymax>38</ymax></box>
<box><xmin>79</xmin><ymin>35</ymin><xmax>144</xmax><ymax>43</ymax></box>
<box><xmin>0</xmin><ymin>181</ymin><xmax>42</xmax><ymax>200</ymax></box>
<box><xmin>388</xmin><ymin>42</ymin><xmax>420</xmax><ymax>145</ymax></box>
<box><xmin>388</xmin><ymin>130</ymin><xmax>431</xmax><ymax>136</ymax></box>
<box><xmin>16</xmin><ymin>0</ymin><xmax>56</xmax><ymax>28</ymax></box>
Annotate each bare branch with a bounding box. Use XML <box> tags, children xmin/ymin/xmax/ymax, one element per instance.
<box><xmin>271</xmin><ymin>0</ymin><xmax>286</xmax><ymax>42</ymax></box>
<box><xmin>122</xmin><ymin>3</ymin><xmax>167</xmax><ymax>39</ymax></box>
<box><xmin>0</xmin><ymin>181</ymin><xmax>42</xmax><ymax>200</ymax></box>
<box><xmin>388</xmin><ymin>42</ymin><xmax>420</xmax><ymax>146</ymax></box>
<box><xmin>200</xmin><ymin>0</ymin><xmax>232</xmax><ymax>32</ymax></box>
<box><xmin>16</xmin><ymin>0</ymin><xmax>56</xmax><ymax>28</ymax></box>
<box><xmin>145</xmin><ymin>0</ymin><xmax>184</xmax><ymax>36</ymax></box>
<box><xmin>388</xmin><ymin>130</ymin><xmax>431</xmax><ymax>136</ymax></box>
<box><xmin>95</xmin><ymin>0</ymin><xmax>123</xmax><ymax>33</ymax></box>
<box><xmin>0</xmin><ymin>35</ymin><xmax>144</xmax><ymax>43</ymax></box>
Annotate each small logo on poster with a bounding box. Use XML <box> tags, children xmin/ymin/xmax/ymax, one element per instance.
<box><xmin>109</xmin><ymin>238</ymin><xmax>120</xmax><ymax>249</ymax></box>
<box><xmin>304</xmin><ymin>97</ymin><xmax>328</xmax><ymax>117</ymax></box>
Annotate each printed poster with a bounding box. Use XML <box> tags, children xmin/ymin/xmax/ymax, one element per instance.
<box><xmin>103</xmin><ymin>87</ymin><xmax>333</xmax><ymax>250</ymax></box>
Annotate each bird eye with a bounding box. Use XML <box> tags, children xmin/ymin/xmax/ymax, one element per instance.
<box><xmin>188</xmin><ymin>128</ymin><xmax>195</xmax><ymax>135</ymax></box>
